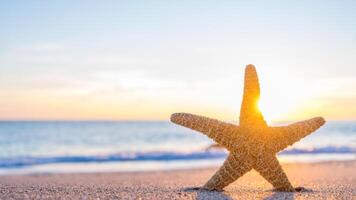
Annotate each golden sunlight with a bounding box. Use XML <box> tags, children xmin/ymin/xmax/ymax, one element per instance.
<box><xmin>257</xmin><ymin>72</ymin><xmax>312</xmax><ymax>123</ymax></box>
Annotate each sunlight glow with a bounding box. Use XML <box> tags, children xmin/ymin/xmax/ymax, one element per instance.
<box><xmin>257</xmin><ymin>70</ymin><xmax>312</xmax><ymax>123</ymax></box>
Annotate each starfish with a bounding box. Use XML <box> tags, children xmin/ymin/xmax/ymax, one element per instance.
<box><xmin>170</xmin><ymin>64</ymin><xmax>325</xmax><ymax>192</ymax></box>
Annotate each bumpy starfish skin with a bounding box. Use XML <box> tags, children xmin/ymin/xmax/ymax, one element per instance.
<box><xmin>170</xmin><ymin>64</ymin><xmax>325</xmax><ymax>192</ymax></box>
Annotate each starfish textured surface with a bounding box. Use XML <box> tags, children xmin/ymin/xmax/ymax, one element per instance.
<box><xmin>170</xmin><ymin>64</ymin><xmax>326</xmax><ymax>192</ymax></box>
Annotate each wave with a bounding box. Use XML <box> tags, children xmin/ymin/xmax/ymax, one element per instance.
<box><xmin>279</xmin><ymin>146</ymin><xmax>356</xmax><ymax>155</ymax></box>
<box><xmin>0</xmin><ymin>146</ymin><xmax>354</xmax><ymax>168</ymax></box>
<box><xmin>0</xmin><ymin>151</ymin><xmax>226</xmax><ymax>168</ymax></box>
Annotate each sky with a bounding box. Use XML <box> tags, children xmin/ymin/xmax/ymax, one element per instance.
<box><xmin>0</xmin><ymin>1</ymin><xmax>355</xmax><ymax>122</ymax></box>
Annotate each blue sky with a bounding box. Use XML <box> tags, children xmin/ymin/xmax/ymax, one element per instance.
<box><xmin>0</xmin><ymin>1</ymin><xmax>355</xmax><ymax>121</ymax></box>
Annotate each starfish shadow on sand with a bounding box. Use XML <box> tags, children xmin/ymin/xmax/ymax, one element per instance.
<box><xmin>183</xmin><ymin>186</ymin><xmax>313</xmax><ymax>200</ymax></box>
<box><xmin>263</xmin><ymin>187</ymin><xmax>313</xmax><ymax>200</ymax></box>
<box><xmin>263</xmin><ymin>192</ymin><xmax>295</xmax><ymax>200</ymax></box>
<box><xmin>183</xmin><ymin>187</ymin><xmax>234</xmax><ymax>200</ymax></box>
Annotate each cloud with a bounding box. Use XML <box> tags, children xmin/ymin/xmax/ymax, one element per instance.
<box><xmin>1</xmin><ymin>42</ymin><xmax>356</xmax><ymax>120</ymax></box>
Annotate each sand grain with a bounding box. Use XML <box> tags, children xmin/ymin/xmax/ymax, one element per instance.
<box><xmin>0</xmin><ymin>161</ymin><xmax>355</xmax><ymax>199</ymax></box>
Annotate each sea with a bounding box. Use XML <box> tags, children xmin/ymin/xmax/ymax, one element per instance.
<box><xmin>0</xmin><ymin>121</ymin><xmax>355</xmax><ymax>175</ymax></box>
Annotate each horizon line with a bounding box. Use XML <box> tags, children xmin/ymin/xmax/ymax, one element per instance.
<box><xmin>0</xmin><ymin>119</ymin><xmax>355</xmax><ymax>123</ymax></box>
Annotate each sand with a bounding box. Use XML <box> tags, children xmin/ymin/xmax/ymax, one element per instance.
<box><xmin>0</xmin><ymin>161</ymin><xmax>355</xmax><ymax>200</ymax></box>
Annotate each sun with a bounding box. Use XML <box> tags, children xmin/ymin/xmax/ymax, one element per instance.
<box><xmin>256</xmin><ymin>72</ymin><xmax>310</xmax><ymax>123</ymax></box>
<box><xmin>257</xmin><ymin>97</ymin><xmax>296</xmax><ymax>123</ymax></box>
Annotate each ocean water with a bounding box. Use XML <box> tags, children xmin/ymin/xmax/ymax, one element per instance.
<box><xmin>0</xmin><ymin>121</ymin><xmax>355</xmax><ymax>174</ymax></box>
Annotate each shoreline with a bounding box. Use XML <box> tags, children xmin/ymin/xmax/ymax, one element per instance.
<box><xmin>0</xmin><ymin>160</ymin><xmax>355</xmax><ymax>199</ymax></box>
<box><xmin>0</xmin><ymin>157</ymin><xmax>355</xmax><ymax>176</ymax></box>
<box><xmin>0</xmin><ymin>159</ymin><xmax>355</xmax><ymax>175</ymax></box>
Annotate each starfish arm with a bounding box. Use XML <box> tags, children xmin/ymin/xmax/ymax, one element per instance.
<box><xmin>170</xmin><ymin>113</ymin><xmax>245</xmax><ymax>151</ymax></box>
<box><xmin>239</xmin><ymin>65</ymin><xmax>267</xmax><ymax>127</ymax></box>
<box><xmin>253</xmin><ymin>153</ymin><xmax>295</xmax><ymax>192</ymax></box>
<box><xmin>270</xmin><ymin>117</ymin><xmax>326</xmax><ymax>153</ymax></box>
<box><xmin>203</xmin><ymin>152</ymin><xmax>253</xmax><ymax>191</ymax></box>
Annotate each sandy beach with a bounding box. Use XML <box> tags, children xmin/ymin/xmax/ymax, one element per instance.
<box><xmin>0</xmin><ymin>161</ymin><xmax>354</xmax><ymax>200</ymax></box>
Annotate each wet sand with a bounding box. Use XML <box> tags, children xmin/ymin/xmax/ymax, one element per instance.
<box><xmin>0</xmin><ymin>161</ymin><xmax>355</xmax><ymax>199</ymax></box>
